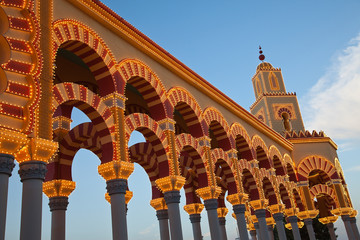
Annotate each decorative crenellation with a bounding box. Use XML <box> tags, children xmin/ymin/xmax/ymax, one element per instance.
<box><xmin>18</xmin><ymin>161</ymin><xmax>47</xmax><ymax>181</ymax></box>
<box><xmin>217</xmin><ymin>207</ymin><xmax>229</xmax><ymax>218</ymax></box>
<box><xmin>106</xmin><ymin>178</ymin><xmax>127</xmax><ymax>195</ymax></box>
<box><xmin>196</xmin><ymin>186</ymin><xmax>222</xmax><ymax>201</ymax></box>
<box><xmin>98</xmin><ymin>160</ymin><xmax>134</xmax><ymax>181</ymax></box>
<box><xmin>0</xmin><ymin>154</ymin><xmax>15</xmax><ymax>176</ymax></box>
<box><xmin>184</xmin><ymin>203</ymin><xmax>204</xmax><ymax>215</ymax></box>
<box><xmin>49</xmin><ymin>197</ymin><xmax>69</xmax><ymax>211</ymax></box>
<box><xmin>150</xmin><ymin>198</ymin><xmax>167</xmax><ymax>211</ymax></box>
<box><xmin>43</xmin><ymin>179</ymin><xmax>76</xmax><ymax>198</ymax></box>
<box><xmin>155</xmin><ymin>175</ymin><xmax>185</xmax><ymax>193</ymax></box>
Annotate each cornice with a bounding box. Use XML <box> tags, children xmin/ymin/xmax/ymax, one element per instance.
<box><xmin>65</xmin><ymin>0</ymin><xmax>293</xmax><ymax>151</ymax></box>
<box><xmin>288</xmin><ymin>137</ymin><xmax>338</xmax><ymax>150</ymax></box>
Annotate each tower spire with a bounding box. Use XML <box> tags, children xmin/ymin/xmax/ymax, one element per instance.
<box><xmin>259</xmin><ymin>46</ymin><xmax>265</xmax><ymax>62</ymax></box>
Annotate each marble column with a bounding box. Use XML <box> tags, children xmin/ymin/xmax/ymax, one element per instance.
<box><xmin>326</xmin><ymin>222</ymin><xmax>337</xmax><ymax>240</ymax></box>
<box><xmin>204</xmin><ymin>199</ymin><xmax>221</xmax><ymax>240</ymax></box>
<box><xmin>287</xmin><ymin>215</ymin><xmax>301</xmax><ymax>240</ymax></box>
<box><xmin>190</xmin><ymin>214</ymin><xmax>203</xmax><ymax>240</ymax></box>
<box><xmin>303</xmin><ymin>218</ymin><xmax>316</xmax><ymax>240</ymax></box>
<box><xmin>164</xmin><ymin>191</ymin><xmax>183</xmax><ymax>240</ymax></box>
<box><xmin>267</xmin><ymin>225</ymin><xmax>274</xmax><ymax>240</ymax></box>
<box><xmin>219</xmin><ymin>217</ymin><xmax>228</xmax><ymax>240</ymax></box>
<box><xmin>233</xmin><ymin>204</ymin><xmax>249</xmax><ymax>240</ymax></box>
<box><xmin>254</xmin><ymin>222</ymin><xmax>260</xmax><ymax>239</ymax></box>
<box><xmin>49</xmin><ymin>197</ymin><xmax>69</xmax><ymax>240</ymax></box>
<box><xmin>0</xmin><ymin>154</ymin><xmax>15</xmax><ymax>240</ymax></box>
<box><xmin>249</xmin><ymin>229</ymin><xmax>257</xmax><ymax>240</ymax></box>
<box><xmin>272</xmin><ymin>213</ymin><xmax>286</xmax><ymax>240</ymax></box>
<box><xmin>19</xmin><ymin>161</ymin><xmax>47</xmax><ymax>240</ymax></box>
<box><xmin>156</xmin><ymin>209</ymin><xmax>170</xmax><ymax>240</ymax></box>
<box><xmin>255</xmin><ymin>209</ymin><xmax>270</xmax><ymax>240</ymax></box>
<box><xmin>106</xmin><ymin>179</ymin><xmax>128</xmax><ymax>240</ymax></box>
<box><xmin>350</xmin><ymin>217</ymin><xmax>360</xmax><ymax>240</ymax></box>
<box><xmin>342</xmin><ymin>215</ymin><xmax>356</xmax><ymax>240</ymax></box>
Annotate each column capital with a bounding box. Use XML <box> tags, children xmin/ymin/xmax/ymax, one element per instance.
<box><xmin>218</xmin><ymin>217</ymin><xmax>226</xmax><ymax>226</ymax></box>
<box><xmin>254</xmin><ymin>208</ymin><xmax>266</xmax><ymax>218</ymax></box>
<box><xmin>18</xmin><ymin>161</ymin><xmax>47</xmax><ymax>181</ymax></box>
<box><xmin>204</xmin><ymin>198</ymin><xmax>218</xmax><ymax>211</ymax></box>
<box><xmin>106</xmin><ymin>190</ymin><xmax>133</xmax><ymax>204</ymax></box>
<box><xmin>350</xmin><ymin>209</ymin><xmax>358</xmax><ymax>218</ymax></box>
<box><xmin>102</xmin><ymin>92</ymin><xmax>126</xmax><ymax>110</ymax></box>
<box><xmin>15</xmin><ymin>137</ymin><xmax>58</xmax><ymax>164</ymax></box>
<box><xmin>49</xmin><ymin>196</ymin><xmax>69</xmax><ymax>211</ymax></box>
<box><xmin>196</xmin><ymin>186</ymin><xmax>222</xmax><ymax>200</ymax></box>
<box><xmin>331</xmin><ymin>207</ymin><xmax>353</xmax><ymax>216</ymax></box>
<box><xmin>249</xmin><ymin>199</ymin><xmax>268</xmax><ymax>211</ymax></box>
<box><xmin>266</xmin><ymin>217</ymin><xmax>275</xmax><ymax>226</ymax></box>
<box><xmin>287</xmin><ymin>215</ymin><xmax>299</xmax><ymax>223</ymax></box>
<box><xmin>284</xmin><ymin>207</ymin><xmax>299</xmax><ymax>217</ymax></box>
<box><xmin>297</xmin><ymin>209</ymin><xmax>318</xmax><ymax>220</ymax></box>
<box><xmin>233</xmin><ymin>203</ymin><xmax>246</xmax><ymax>214</ymax></box>
<box><xmin>273</xmin><ymin>212</ymin><xmax>284</xmax><ymax>222</ymax></box>
<box><xmin>155</xmin><ymin>175</ymin><xmax>185</xmax><ymax>193</ymax></box>
<box><xmin>217</xmin><ymin>207</ymin><xmax>229</xmax><ymax>218</ymax></box>
<box><xmin>164</xmin><ymin>190</ymin><xmax>181</xmax><ymax>204</ymax></box>
<box><xmin>341</xmin><ymin>214</ymin><xmax>351</xmax><ymax>222</ymax></box>
<box><xmin>150</xmin><ymin>197</ymin><xmax>167</xmax><ymax>211</ymax></box>
<box><xmin>318</xmin><ymin>216</ymin><xmax>338</xmax><ymax>224</ymax></box>
<box><xmin>158</xmin><ymin>118</ymin><xmax>176</xmax><ymax>132</ymax></box>
<box><xmin>268</xmin><ymin>204</ymin><xmax>285</xmax><ymax>214</ymax></box>
<box><xmin>0</xmin><ymin>153</ymin><xmax>15</xmax><ymax>176</ymax></box>
<box><xmin>156</xmin><ymin>209</ymin><xmax>169</xmax><ymax>220</ymax></box>
<box><xmin>98</xmin><ymin>160</ymin><xmax>134</xmax><ymax>181</ymax></box>
<box><xmin>285</xmin><ymin>220</ymin><xmax>304</xmax><ymax>230</ymax></box>
<box><xmin>0</xmin><ymin>129</ymin><xmax>28</xmax><ymax>156</ymax></box>
<box><xmin>198</xmin><ymin>136</ymin><xmax>211</xmax><ymax>147</ymax></box>
<box><xmin>43</xmin><ymin>179</ymin><xmax>76</xmax><ymax>198</ymax></box>
<box><xmin>226</xmin><ymin>193</ymin><xmax>248</xmax><ymax>205</ymax></box>
<box><xmin>106</xmin><ymin>178</ymin><xmax>127</xmax><ymax>195</ymax></box>
<box><xmin>189</xmin><ymin>213</ymin><xmax>201</xmax><ymax>223</ymax></box>
<box><xmin>184</xmin><ymin>203</ymin><xmax>204</xmax><ymax>215</ymax></box>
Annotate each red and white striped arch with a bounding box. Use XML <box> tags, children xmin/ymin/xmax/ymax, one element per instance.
<box><xmin>119</xmin><ymin>59</ymin><xmax>167</xmax><ymax>120</ymax></box>
<box><xmin>180</xmin><ymin>153</ymin><xmax>202</xmax><ymax>204</ymax></box>
<box><xmin>297</xmin><ymin>155</ymin><xmax>339</xmax><ymax>181</ymax></box>
<box><xmin>53</xmin><ymin>19</ymin><xmax>123</xmax><ymax>96</ymax></box>
<box><xmin>52</xmin><ymin>83</ymin><xmax>115</xmax><ymax>163</ymax></box>
<box><xmin>230</xmin><ymin>123</ymin><xmax>255</xmax><ymax>161</ymax></box>
<box><xmin>278</xmin><ymin>183</ymin><xmax>292</xmax><ymax>208</ymax></box>
<box><xmin>128</xmin><ymin>142</ymin><xmax>164</xmax><ymax>199</ymax></box>
<box><xmin>202</xmin><ymin>107</ymin><xmax>232</xmax><ymax>150</ymax></box>
<box><xmin>262</xmin><ymin>176</ymin><xmax>278</xmax><ymax>206</ymax></box>
<box><xmin>241</xmin><ymin>167</ymin><xmax>260</xmax><ymax>201</ymax></box>
<box><xmin>212</xmin><ymin>148</ymin><xmax>238</xmax><ymax>194</ymax></box>
<box><xmin>269</xmin><ymin>145</ymin><xmax>286</xmax><ymax>176</ymax></box>
<box><xmin>252</xmin><ymin>135</ymin><xmax>271</xmax><ymax>169</ymax></box>
<box><xmin>310</xmin><ymin>184</ymin><xmax>337</xmax><ymax>202</ymax></box>
<box><xmin>167</xmin><ymin>87</ymin><xmax>204</xmax><ymax>137</ymax></box>
<box><xmin>124</xmin><ymin>113</ymin><xmax>169</xmax><ymax>174</ymax></box>
<box><xmin>293</xmin><ymin>188</ymin><xmax>305</xmax><ymax>211</ymax></box>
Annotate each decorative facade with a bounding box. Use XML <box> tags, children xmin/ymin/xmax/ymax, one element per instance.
<box><xmin>0</xmin><ymin>1</ymin><xmax>358</xmax><ymax>240</ymax></box>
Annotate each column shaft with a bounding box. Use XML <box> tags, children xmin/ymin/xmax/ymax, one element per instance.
<box><xmin>249</xmin><ymin>230</ymin><xmax>257</xmax><ymax>240</ymax></box>
<box><xmin>219</xmin><ymin>217</ymin><xmax>228</xmax><ymax>240</ymax></box>
<box><xmin>350</xmin><ymin>217</ymin><xmax>360</xmax><ymax>240</ymax></box>
<box><xmin>267</xmin><ymin>225</ymin><xmax>274</xmax><ymax>240</ymax></box>
<box><xmin>233</xmin><ymin>204</ymin><xmax>249</xmax><ymax>240</ymax></box>
<box><xmin>273</xmin><ymin>213</ymin><xmax>286</xmax><ymax>240</ymax></box>
<box><xmin>255</xmin><ymin>209</ymin><xmax>270</xmax><ymax>240</ymax></box>
<box><xmin>19</xmin><ymin>161</ymin><xmax>47</xmax><ymax>240</ymax></box>
<box><xmin>107</xmin><ymin>179</ymin><xmax>128</xmax><ymax>240</ymax></box>
<box><xmin>342</xmin><ymin>215</ymin><xmax>356</xmax><ymax>240</ymax></box>
<box><xmin>0</xmin><ymin>154</ymin><xmax>14</xmax><ymax>240</ymax></box>
<box><xmin>49</xmin><ymin>197</ymin><xmax>69</xmax><ymax>240</ymax></box>
<box><xmin>254</xmin><ymin>223</ymin><xmax>260</xmax><ymax>240</ymax></box>
<box><xmin>304</xmin><ymin>218</ymin><xmax>316</xmax><ymax>240</ymax></box>
<box><xmin>156</xmin><ymin>210</ymin><xmax>170</xmax><ymax>240</ymax></box>
<box><xmin>164</xmin><ymin>191</ymin><xmax>183</xmax><ymax>240</ymax></box>
<box><xmin>327</xmin><ymin>223</ymin><xmax>337</xmax><ymax>240</ymax></box>
<box><xmin>190</xmin><ymin>214</ymin><xmax>202</xmax><ymax>240</ymax></box>
<box><xmin>204</xmin><ymin>199</ymin><xmax>221</xmax><ymax>240</ymax></box>
<box><xmin>288</xmin><ymin>216</ymin><xmax>301</xmax><ymax>240</ymax></box>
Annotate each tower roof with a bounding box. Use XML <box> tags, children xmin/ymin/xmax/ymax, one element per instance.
<box><xmin>256</xmin><ymin>62</ymin><xmax>274</xmax><ymax>71</ymax></box>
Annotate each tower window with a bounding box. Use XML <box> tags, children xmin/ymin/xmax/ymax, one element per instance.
<box><xmin>281</xmin><ymin>112</ymin><xmax>291</xmax><ymax>131</ymax></box>
<box><xmin>269</xmin><ymin>72</ymin><xmax>279</xmax><ymax>90</ymax></box>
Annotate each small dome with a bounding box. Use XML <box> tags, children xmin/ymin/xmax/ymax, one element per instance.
<box><xmin>256</xmin><ymin>62</ymin><xmax>273</xmax><ymax>71</ymax></box>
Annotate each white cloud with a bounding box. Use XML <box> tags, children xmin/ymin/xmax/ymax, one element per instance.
<box><xmin>302</xmin><ymin>33</ymin><xmax>360</xmax><ymax>147</ymax></box>
<box><xmin>344</xmin><ymin>165</ymin><xmax>360</xmax><ymax>172</ymax></box>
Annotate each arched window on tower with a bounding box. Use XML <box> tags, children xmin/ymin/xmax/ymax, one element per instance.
<box><xmin>269</xmin><ymin>72</ymin><xmax>279</xmax><ymax>90</ymax></box>
<box><xmin>281</xmin><ymin>112</ymin><xmax>291</xmax><ymax>131</ymax></box>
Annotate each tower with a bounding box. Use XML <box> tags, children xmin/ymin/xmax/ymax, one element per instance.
<box><xmin>250</xmin><ymin>47</ymin><xmax>305</xmax><ymax>134</ymax></box>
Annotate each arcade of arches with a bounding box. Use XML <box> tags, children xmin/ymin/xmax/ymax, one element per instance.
<box><xmin>0</xmin><ymin>1</ymin><xmax>359</xmax><ymax>240</ymax></box>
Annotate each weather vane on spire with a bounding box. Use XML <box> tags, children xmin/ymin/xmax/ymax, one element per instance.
<box><xmin>259</xmin><ymin>46</ymin><xmax>265</xmax><ymax>62</ymax></box>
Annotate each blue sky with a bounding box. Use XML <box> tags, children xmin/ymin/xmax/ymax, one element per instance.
<box><xmin>5</xmin><ymin>1</ymin><xmax>360</xmax><ymax>239</ymax></box>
